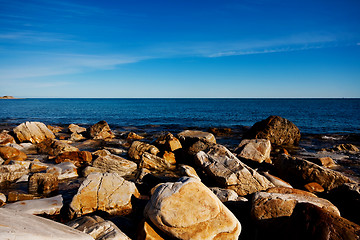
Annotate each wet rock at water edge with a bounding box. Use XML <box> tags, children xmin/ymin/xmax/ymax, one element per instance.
<box><xmin>89</xmin><ymin>120</ymin><xmax>115</xmax><ymax>140</ymax></box>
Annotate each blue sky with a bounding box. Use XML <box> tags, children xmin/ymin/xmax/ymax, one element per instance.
<box><xmin>0</xmin><ymin>0</ymin><xmax>359</xmax><ymax>98</ymax></box>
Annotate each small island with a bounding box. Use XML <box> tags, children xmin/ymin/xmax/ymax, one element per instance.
<box><xmin>0</xmin><ymin>96</ymin><xmax>18</xmax><ymax>99</ymax></box>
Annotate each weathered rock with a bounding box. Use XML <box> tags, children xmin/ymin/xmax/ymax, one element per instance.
<box><xmin>137</xmin><ymin>220</ymin><xmax>165</xmax><ymax>240</ymax></box>
<box><xmin>69</xmin><ymin>172</ymin><xmax>140</xmax><ymax>218</ymax></box>
<box><xmin>273</xmin><ymin>154</ymin><xmax>353</xmax><ymax>191</ymax></box>
<box><xmin>195</xmin><ymin>144</ymin><xmax>274</xmax><ymax>196</ymax></box>
<box><xmin>2</xmin><ymin>195</ymin><xmax>63</xmax><ymax>215</ymax></box>
<box><xmin>266</xmin><ymin>187</ymin><xmax>317</xmax><ymax>197</ymax></box>
<box><xmin>251</xmin><ymin>191</ymin><xmax>340</xmax><ymax>221</ymax></box>
<box><xmin>47</xmin><ymin>125</ymin><xmax>63</xmax><ymax>133</ymax></box>
<box><xmin>0</xmin><ymin>164</ymin><xmax>29</xmax><ymax>184</ymax></box>
<box><xmin>144</xmin><ymin>177</ymin><xmax>241</xmax><ymax>239</ymax></box>
<box><xmin>304</xmin><ymin>182</ymin><xmax>325</xmax><ymax>193</ymax></box>
<box><xmin>209</xmin><ymin>127</ymin><xmax>232</xmax><ymax>136</ymax></box>
<box><xmin>55</xmin><ymin>151</ymin><xmax>92</xmax><ymax>167</ymax></box>
<box><xmin>70</xmin><ymin>132</ymin><xmax>86</xmax><ymax>141</ymax></box>
<box><xmin>47</xmin><ymin>162</ymin><xmax>78</xmax><ymax>180</ymax></box>
<box><xmin>8</xmin><ymin>159</ymin><xmax>31</xmax><ymax>169</ymax></box>
<box><xmin>7</xmin><ymin>142</ymin><xmax>37</xmax><ymax>154</ymax></box>
<box><xmin>37</xmin><ymin>139</ymin><xmax>79</xmax><ymax>156</ymax></box>
<box><xmin>0</xmin><ymin>193</ymin><xmax>6</xmax><ymax>207</ymax></box>
<box><xmin>0</xmin><ymin>208</ymin><xmax>94</xmax><ymax>240</ymax></box>
<box><xmin>262</xmin><ymin>171</ymin><xmax>293</xmax><ymax>188</ymax></box>
<box><xmin>316</xmin><ymin>157</ymin><xmax>337</xmax><ymax>168</ymax></box>
<box><xmin>104</xmin><ymin>147</ymin><xmax>127</xmax><ymax>156</ymax></box>
<box><xmin>0</xmin><ymin>146</ymin><xmax>27</xmax><ymax>161</ymax></box>
<box><xmin>82</xmin><ymin>166</ymin><xmax>103</xmax><ymax>177</ymax></box>
<box><xmin>7</xmin><ymin>190</ymin><xmax>39</xmax><ymax>202</ymax></box>
<box><xmin>92</xmin><ymin>154</ymin><xmax>137</xmax><ymax>177</ymax></box>
<box><xmin>209</xmin><ymin>187</ymin><xmax>239</xmax><ymax>202</ymax></box>
<box><xmin>69</xmin><ymin>124</ymin><xmax>87</xmax><ymax>134</ymax></box>
<box><xmin>128</xmin><ymin>141</ymin><xmax>160</xmax><ymax>161</ymax></box>
<box><xmin>187</xmin><ymin>140</ymin><xmax>213</xmax><ymax>155</ymax></box>
<box><xmin>178</xmin><ymin>130</ymin><xmax>216</xmax><ymax>147</ymax></box>
<box><xmin>127</xmin><ymin>132</ymin><xmax>144</xmax><ymax>140</ymax></box>
<box><xmin>332</xmin><ymin>143</ymin><xmax>359</xmax><ymax>152</ymax></box>
<box><xmin>30</xmin><ymin>160</ymin><xmax>50</xmax><ymax>172</ymax></box>
<box><xmin>0</xmin><ymin>156</ymin><xmax>3</xmax><ymax>165</ymax></box>
<box><xmin>155</xmin><ymin>133</ymin><xmax>182</xmax><ymax>152</ymax></box>
<box><xmin>244</xmin><ymin>115</ymin><xmax>301</xmax><ymax>145</ymax></box>
<box><xmin>236</xmin><ymin>139</ymin><xmax>271</xmax><ymax>163</ymax></box>
<box><xmin>161</xmin><ymin>151</ymin><xmax>176</xmax><ymax>165</ymax></box>
<box><xmin>179</xmin><ymin>164</ymin><xmax>201</xmax><ymax>181</ymax></box>
<box><xmin>89</xmin><ymin>121</ymin><xmax>115</xmax><ymax>140</ymax></box>
<box><xmin>139</xmin><ymin>152</ymin><xmax>176</xmax><ymax>171</ymax></box>
<box><xmin>28</xmin><ymin>173</ymin><xmax>58</xmax><ymax>194</ymax></box>
<box><xmin>0</xmin><ymin>130</ymin><xmax>15</xmax><ymax>144</ymax></box>
<box><xmin>67</xmin><ymin>215</ymin><xmax>131</xmax><ymax>240</ymax></box>
<box><xmin>13</xmin><ymin>121</ymin><xmax>55</xmax><ymax>144</ymax></box>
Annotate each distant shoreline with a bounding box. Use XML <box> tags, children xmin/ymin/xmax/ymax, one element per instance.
<box><xmin>0</xmin><ymin>96</ymin><xmax>23</xmax><ymax>99</ymax></box>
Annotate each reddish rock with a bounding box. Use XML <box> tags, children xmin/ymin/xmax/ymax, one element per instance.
<box><xmin>304</xmin><ymin>182</ymin><xmax>325</xmax><ymax>193</ymax></box>
<box><xmin>161</xmin><ymin>151</ymin><xmax>176</xmax><ymax>165</ymax></box>
<box><xmin>55</xmin><ymin>151</ymin><xmax>92</xmax><ymax>167</ymax></box>
<box><xmin>0</xmin><ymin>146</ymin><xmax>27</xmax><ymax>161</ymax></box>
<box><xmin>137</xmin><ymin>220</ymin><xmax>165</xmax><ymax>240</ymax></box>
<box><xmin>244</xmin><ymin>115</ymin><xmax>301</xmax><ymax>146</ymax></box>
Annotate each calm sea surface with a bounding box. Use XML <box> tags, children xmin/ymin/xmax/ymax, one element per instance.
<box><xmin>1</xmin><ymin>98</ymin><xmax>359</xmax><ymax>134</ymax></box>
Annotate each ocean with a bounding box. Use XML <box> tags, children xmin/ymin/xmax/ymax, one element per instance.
<box><xmin>1</xmin><ymin>98</ymin><xmax>360</xmax><ymax>134</ymax></box>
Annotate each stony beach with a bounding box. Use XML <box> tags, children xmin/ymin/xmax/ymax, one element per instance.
<box><xmin>0</xmin><ymin>116</ymin><xmax>360</xmax><ymax>240</ymax></box>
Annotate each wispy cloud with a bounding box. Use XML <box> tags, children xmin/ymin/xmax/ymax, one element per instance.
<box><xmin>0</xmin><ymin>31</ymin><xmax>74</xmax><ymax>43</ymax></box>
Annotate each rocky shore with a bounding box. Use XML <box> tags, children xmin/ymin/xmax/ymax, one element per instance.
<box><xmin>0</xmin><ymin>116</ymin><xmax>359</xmax><ymax>239</ymax></box>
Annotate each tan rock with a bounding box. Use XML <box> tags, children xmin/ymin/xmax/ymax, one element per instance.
<box><xmin>55</xmin><ymin>151</ymin><xmax>92</xmax><ymax>167</ymax></box>
<box><xmin>37</xmin><ymin>139</ymin><xmax>79</xmax><ymax>156</ymax></box>
<box><xmin>0</xmin><ymin>164</ymin><xmax>29</xmax><ymax>184</ymax></box>
<box><xmin>332</xmin><ymin>143</ymin><xmax>359</xmax><ymax>152</ymax></box>
<box><xmin>28</xmin><ymin>173</ymin><xmax>58</xmax><ymax>195</ymax></box>
<box><xmin>128</xmin><ymin>141</ymin><xmax>160</xmax><ymax>161</ymax></box>
<box><xmin>251</xmin><ymin>191</ymin><xmax>340</xmax><ymax>221</ymax></box>
<box><xmin>210</xmin><ymin>187</ymin><xmax>239</xmax><ymax>202</ymax></box>
<box><xmin>70</xmin><ymin>132</ymin><xmax>85</xmax><ymax>141</ymax></box>
<box><xmin>304</xmin><ymin>182</ymin><xmax>325</xmax><ymax>193</ymax></box>
<box><xmin>8</xmin><ymin>190</ymin><xmax>40</xmax><ymax>202</ymax></box>
<box><xmin>0</xmin><ymin>193</ymin><xmax>6</xmax><ymax>207</ymax></box>
<box><xmin>47</xmin><ymin>125</ymin><xmax>63</xmax><ymax>134</ymax></box>
<box><xmin>262</xmin><ymin>172</ymin><xmax>293</xmax><ymax>188</ymax></box>
<box><xmin>137</xmin><ymin>220</ymin><xmax>165</xmax><ymax>240</ymax></box>
<box><xmin>0</xmin><ymin>146</ymin><xmax>27</xmax><ymax>161</ymax></box>
<box><xmin>179</xmin><ymin>164</ymin><xmax>201</xmax><ymax>181</ymax></box>
<box><xmin>155</xmin><ymin>133</ymin><xmax>182</xmax><ymax>152</ymax></box>
<box><xmin>0</xmin><ymin>130</ymin><xmax>15</xmax><ymax>144</ymax></box>
<box><xmin>266</xmin><ymin>187</ymin><xmax>317</xmax><ymax>197</ymax></box>
<box><xmin>195</xmin><ymin>144</ymin><xmax>274</xmax><ymax>196</ymax></box>
<box><xmin>127</xmin><ymin>132</ymin><xmax>144</xmax><ymax>140</ymax></box>
<box><xmin>145</xmin><ymin>177</ymin><xmax>241</xmax><ymax>239</ymax></box>
<box><xmin>162</xmin><ymin>151</ymin><xmax>176</xmax><ymax>165</ymax></box>
<box><xmin>316</xmin><ymin>157</ymin><xmax>337</xmax><ymax>168</ymax></box>
<box><xmin>30</xmin><ymin>160</ymin><xmax>50</xmax><ymax>172</ymax></box>
<box><xmin>13</xmin><ymin>121</ymin><xmax>55</xmax><ymax>144</ymax></box>
<box><xmin>68</xmin><ymin>124</ymin><xmax>86</xmax><ymax>134</ymax></box>
<box><xmin>139</xmin><ymin>152</ymin><xmax>176</xmax><ymax>171</ymax></box>
<box><xmin>236</xmin><ymin>139</ymin><xmax>271</xmax><ymax>163</ymax></box>
<box><xmin>92</xmin><ymin>154</ymin><xmax>137</xmax><ymax>177</ymax></box>
<box><xmin>46</xmin><ymin>162</ymin><xmax>78</xmax><ymax>180</ymax></box>
<box><xmin>69</xmin><ymin>172</ymin><xmax>140</xmax><ymax>218</ymax></box>
<box><xmin>89</xmin><ymin>121</ymin><xmax>115</xmax><ymax>140</ymax></box>
<box><xmin>178</xmin><ymin>130</ymin><xmax>216</xmax><ymax>146</ymax></box>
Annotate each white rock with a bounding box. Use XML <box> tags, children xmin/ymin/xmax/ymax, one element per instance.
<box><xmin>236</xmin><ymin>139</ymin><xmax>271</xmax><ymax>163</ymax></box>
<box><xmin>0</xmin><ymin>208</ymin><xmax>94</xmax><ymax>240</ymax></box>
<box><xmin>2</xmin><ymin>195</ymin><xmax>63</xmax><ymax>215</ymax></box>
<box><xmin>47</xmin><ymin>162</ymin><xmax>78</xmax><ymax>180</ymax></box>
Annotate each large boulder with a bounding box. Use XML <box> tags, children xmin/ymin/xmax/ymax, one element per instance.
<box><xmin>195</xmin><ymin>144</ymin><xmax>274</xmax><ymax>196</ymax></box>
<box><xmin>235</xmin><ymin>139</ymin><xmax>271</xmax><ymax>163</ymax></box>
<box><xmin>0</xmin><ymin>146</ymin><xmax>27</xmax><ymax>161</ymax></box>
<box><xmin>92</xmin><ymin>153</ymin><xmax>137</xmax><ymax>177</ymax></box>
<box><xmin>89</xmin><ymin>121</ymin><xmax>115</xmax><ymax>140</ymax></box>
<box><xmin>69</xmin><ymin>172</ymin><xmax>140</xmax><ymax>218</ymax></box>
<box><xmin>13</xmin><ymin>121</ymin><xmax>55</xmax><ymax>144</ymax></box>
<box><xmin>0</xmin><ymin>208</ymin><xmax>94</xmax><ymax>240</ymax></box>
<box><xmin>244</xmin><ymin>116</ymin><xmax>301</xmax><ymax>145</ymax></box>
<box><xmin>128</xmin><ymin>141</ymin><xmax>160</xmax><ymax>161</ymax></box>
<box><xmin>177</xmin><ymin>130</ymin><xmax>216</xmax><ymax>147</ymax></box>
<box><xmin>144</xmin><ymin>177</ymin><xmax>241</xmax><ymax>239</ymax></box>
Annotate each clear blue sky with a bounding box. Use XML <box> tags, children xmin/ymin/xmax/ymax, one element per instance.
<box><xmin>1</xmin><ymin>0</ymin><xmax>359</xmax><ymax>98</ymax></box>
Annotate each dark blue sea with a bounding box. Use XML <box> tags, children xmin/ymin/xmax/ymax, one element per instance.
<box><xmin>1</xmin><ymin>98</ymin><xmax>360</xmax><ymax>134</ymax></box>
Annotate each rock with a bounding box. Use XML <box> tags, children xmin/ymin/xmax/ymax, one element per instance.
<box><xmin>7</xmin><ymin>190</ymin><xmax>39</xmax><ymax>202</ymax></box>
<box><xmin>209</xmin><ymin>127</ymin><xmax>232</xmax><ymax>136</ymax></box>
<box><xmin>285</xmin><ymin>203</ymin><xmax>360</xmax><ymax>240</ymax></box>
<box><xmin>315</xmin><ymin>157</ymin><xmax>337</xmax><ymax>168</ymax></box>
<box><xmin>55</xmin><ymin>151</ymin><xmax>92</xmax><ymax>167</ymax></box>
<box><xmin>37</xmin><ymin>139</ymin><xmax>79</xmax><ymax>156</ymax></box>
<box><xmin>70</xmin><ymin>132</ymin><xmax>86</xmax><ymax>141</ymax></box>
<box><xmin>137</xmin><ymin>220</ymin><xmax>165</xmax><ymax>240</ymax></box>
<box><xmin>209</xmin><ymin>187</ymin><xmax>239</xmax><ymax>202</ymax></box>
<box><xmin>179</xmin><ymin>164</ymin><xmax>201</xmax><ymax>181</ymax></box>
<box><xmin>187</xmin><ymin>140</ymin><xmax>213</xmax><ymax>155</ymax></box>
<box><xmin>69</xmin><ymin>172</ymin><xmax>140</xmax><ymax>218</ymax></box>
<box><xmin>30</xmin><ymin>160</ymin><xmax>50</xmax><ymax>172</ymax></box>
<box><xmin>235</xmin><ymin>139</ymin><xmax>271</xmax><ymax>163</ymax></box>
<box><xmin>244</xmin><ymin>115</ymin><xmax>301</xmax><ymax>145</ymax></box>
<box><xmin>195</xmin><ymin>144</ymin><xmax>274</xmax><ymax>196</ymax></box>
<box><xmin>89</xmin><ymin>121</ymin><xmax>115</xmax><ymax>140</ymax></box>
<box><xmin>0</xmin><ymin>164</ymin><xmax>29</xmax><ymax>184</ymax></box>
<box><xmin>262</xmin><ymin>171</ymin><xmax>293</xmax><ymax>188</ymax></box>
<box><xmin>161</xmin><ymin>151</ymin><xmax>176</xmax><ymax>165</ymax></box>
<box><xmin>332</xmin><ymin>143</ymin><xmax>359</xmax><ymax>152</ymax></box>
<box><xmin>0</xmin><ymin>130</ymin><xmax>15</xmax><ymax>144</ymax></box>
<box><xmin>177</xmin><ymin>130</ymin><xmax>216</xmax><ymax>147</ymax></box>
<box><xmin>28</xmin><ymin>173</ymin><xmax>58</xmax><ymax>194</ymax></box>
<box><xmin>104</xmin><ymin>147</ymin><xmax>127</xmax><ymax>156</ymax></box>
<box><xmin>8</xmin><ymin>159</ymin><xmax>31</xmax><ymax>169</ymax></box>
<box><xmin>8</xmin><ymin>142</ymin><xmax>37</xmax><ymax>154</ymax></box>
<box><xmin>0</xmin><ymin>193</ymin><xmax>6</xmax><ymax>207</ymax></box>
<box><xmin>155</xmin><ymin>133</ymin><xmax>182</xmax><ymax>152</ymax></box>
<box><xmin>2</xmin><ymin>195</ymin><xmax>63</xmax><ymax>215</ymax></box>
<box><xmin>0</xmin><ymin>156</ymin><xmax>3</xmax><ymax>165</ymax></box>
<box><xmin>144</xmin><ymin>177</ymin><xmax>241</xmax><ymax>239</ymax></box>
<box><xmin>265</xmin><ymin>187</ymin><xmax>317</xmax><ymax>197</ymax></box>
<box><xmin>92</xmin><ymin>154</ymin><xmax>137</xmax><ymax>177</ymax></box>
<box><xmin>47</xmin><ymin>125</ymin><xmax>64</xmax><ymax>133</ymax></box>
<box><xmin>47</xmin><ymin>162</ymin><xmax>78</xmax><ymax>180</ymax></box>
<box><xmin>13</xmin><ymin>121</ymin><xmax>55</xmax><ymax>144</ymax></box>
<box><xmin>67</xmin><ymin>215</ymin><xmax>131</xmax><ymax>240</ymax></box>
<box><xmin>251</xmin><ymin>191</ymin><xmax>340</xmax><ymax>221</ymax></box>
<box><xmin>273</xmin><ymin>154</ymin><xmax>353</xmax><ymax>191</ymax></box>
<box><xmin>0</xmin><ymin>146</ymin><xmax>27</xmax><ymax>161</ymax></box>
<box><xmin>139</xmin><ymin>152</ymin><xmax>176</xmax><ymax>171</ymax></box>
<box><xmin>82</xmin><ymin>166</ymin><xmax>102</xmax><ymax>177</ymax></box>
<box><xmin>69</xmin><ymin>124</ymin><xmax>87</xmax><ymax>134</ymax></box>
<box><xmin>128</xmin><ymin>141</ymin><xmax>160</xmax><ymax>161</ymax></box>
<box><xmin>127</xmin><ymin>132</ymin><xmax>144</xmax><ymax>140</ymax></box>
<box><xmin>0</xmin><ymin>208</ymin><xmax>94</xmax><ymax>240</ymax></box>
<box><xmin>304</xmin><ymin>182</ymin><xmax>325</xmax><ymax>193</ymax></box>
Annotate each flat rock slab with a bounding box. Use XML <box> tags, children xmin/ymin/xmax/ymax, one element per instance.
<box><xmin>92</xmin><ymin>154</ymin><xmax>137</xmax><ymax>177</ymax></box>
<box><xmin>13</xmin><ymin>121</ymin><xmax>55</xmax><ymax>144</ymax></box>
<box><xmin>145</xmin><ymin>177</ymin><xmax>241</xmax><ymax>240</ymax></box>
<box><xmin>0</xmin><ymin>208</ymin><xmax>94</xmax><ymax>240</ymax></box>
<box><xmin>2</xmin><ymin>195</ymin><xmax>63</xmax><ymax>215</ymax></box>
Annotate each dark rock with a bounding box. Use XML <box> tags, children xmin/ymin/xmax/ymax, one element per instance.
<box><xmin>28</xmin><ymin>173</ymin><xmax>58</xmax><ymax>195</ymax></box>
